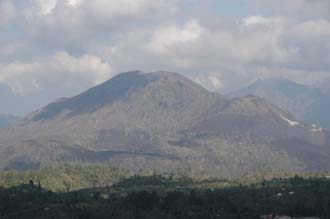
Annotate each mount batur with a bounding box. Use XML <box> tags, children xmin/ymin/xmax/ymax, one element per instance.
<box><xmin>1</xmin><ymin>71</ymin><xmax>330</xmax><ymax>177</ymax></box>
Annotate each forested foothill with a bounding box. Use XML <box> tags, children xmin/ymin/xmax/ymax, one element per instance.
<box><xmin>0</xmin><ymin>164</ymin><xmax>329</xmax><ymax>219</ymax></box>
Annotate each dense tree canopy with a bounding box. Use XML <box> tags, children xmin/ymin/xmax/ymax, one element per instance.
<box><xmin>0</xmin><ymin>165</ymin><xmax>329</xmax><ymax>218</ymax></box>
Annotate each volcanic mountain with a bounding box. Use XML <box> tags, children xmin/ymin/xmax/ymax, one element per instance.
<box><xmin>0</xmin><ymin>71</ymin><xmax>329</xmax><ymax>177</ymax></box>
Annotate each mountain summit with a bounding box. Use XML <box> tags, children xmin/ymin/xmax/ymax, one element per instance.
<box><xmin>1</xmin><ymin>71</ymin><xmax>330</xmax><ymax>176</ymax></box>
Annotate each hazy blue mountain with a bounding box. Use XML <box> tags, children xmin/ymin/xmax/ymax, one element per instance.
<box><xmin>304</xmin><ymin>94</ymin><xmax>330</xmax><ymax>129</ymax></box>
<box><xmin>229</xmin><ymin>78</ymin><xmax>330</xmax><ymax>129</ymax></box>
<box><xmin>0</xmin><ymin>114</ymin><xmax>19</xmax><ymax>128</ymax></box>
<box><xmin>314</xmin><ymin>78</ymin><xmax>330</xmax><ymax>93</ymax></box>
<box><xmin>229</xmin><ymin>78</ymin><xmax>321</xmax><ymax>119</ymax></box>
<box><xmin>0</xmin><ymin>71</ymin><xmax>329</xmax><ymax>177</ymax></box>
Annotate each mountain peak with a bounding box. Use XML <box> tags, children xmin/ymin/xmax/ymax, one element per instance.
<box><xmin>29</xmin><ymin>71</ymin><xmax>211</xmax><ymax>121</ymax></box>
<box><xmin>30</xmin><ymin>71</ymin><xmax>154</xmax><ymax>121</ymax></box>
<box><xmin>250</xmin><ymin>77</ymin><xmax>300</xmax><ymax>88</ymax></box>
<box><xmin>2</xmin><ymin>71</ymin><xmax>330</xmax><ymax>176</ymax></box>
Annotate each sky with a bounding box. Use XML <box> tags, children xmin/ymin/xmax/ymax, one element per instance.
<box><xmin>0</xmin><ymin>0</ymin><xmax>329</xmax><ymax>115</ymax></box>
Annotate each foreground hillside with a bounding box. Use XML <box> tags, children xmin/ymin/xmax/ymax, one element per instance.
<box><xmin>0</xmin><ymin>164</ymin><xmax>129</xmax><ymax>192</ymax></box>
<box><xmin>1</xmin><ymin>71</ymin><xmax>330</xmax><ymax>177</ymax></box>
<box><xmin>0</xmin><ymin>171</ymin><xmax>329</xmax><ymax>218</ymax></box>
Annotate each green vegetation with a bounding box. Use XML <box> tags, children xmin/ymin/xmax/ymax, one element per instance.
<box><xmin>0</xmin><ymin>164</ymin><xmax>129</xmax><ymax>192</ymax></box>
<box><xmin>0</xmin><ymin>165</ymin><xmax>330</xmax><ymax>218</ymax></box>
<box><xmin>0</xmin><ymin>175</ymin><xmax>329</xmax><ymax>218</ymax></box>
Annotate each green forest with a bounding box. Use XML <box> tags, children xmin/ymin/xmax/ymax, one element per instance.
<box><xmin>0</xmin><ymin>164</ymin><xmax>329</xmax><ymax>218</ymax></box>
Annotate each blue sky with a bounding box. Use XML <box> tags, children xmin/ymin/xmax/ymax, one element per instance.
<box><xmin>0</xmin><ymin>0</ymin><xmax>329</xmax><ymax>115</ymax></box>
<box><xmin>210</xmin><ymin>1</ymin><xmax>252</xmax><ymax>17</ymax></box>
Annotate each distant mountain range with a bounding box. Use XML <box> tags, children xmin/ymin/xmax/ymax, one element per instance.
<box><xmin>1</xmin><ymin>71</ymin><xmax>330</xmax><ymax>177</ymax></box>
<box><xmin>229</xmin><ymin>78</ymin><xmax>330</xmax><ymax>129</ymax></box>
<box><xmin>0</xmin><ymin>114</ymin><xmax>19</xmax><ymax>128</ymax></box>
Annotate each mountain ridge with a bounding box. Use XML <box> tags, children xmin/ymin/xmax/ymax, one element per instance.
<box><xmin>229</xmin><ymin>77</ymin><xmax>330</xmax><ymax>129</ymax></box>
<box><xmin>1</xmin><ymin>71</ymin><xmax>330</xmax><ymax>177</ymax></box>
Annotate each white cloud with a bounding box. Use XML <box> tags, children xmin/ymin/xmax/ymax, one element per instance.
<box><xmin>0</xmin><ymin>0</ymin><xmax>15</xmax><ymax>26</ymax></box>
<box><xmin>146</xmin><ymin>19</ymin><xmax>204</xmax><ymax>55</ymax></box>
<box><xmin>67</xmin><ymin>0</ymin><xmax>82</xmax><ymax>7</ymax></box>
<box><xmin>254</xmin><ymin>0</ymin><xmax>330</xmax><ymax>18</ymax></box>
<box><xmin>0</xmin><ymin>52</ymin><xmax>112</xmax><ymax>95</ymax></box>
<box><xmin>0</xmin><ymin>0</ymin><xmax>330</xmax><ymax>110</ymax></box>
<box><xmin>195</xmin><ymin>72</ymin><xmax>223</xmax><ymax>91</ymax></box>
<box><xmin>22</xmin><ymin>0</ymin><xmax>178</xmax><ymax>51</ymax></box>
<box><xmin>145</xmin><ymin>17</ymin><xmax>295</xmax><ymax>68</ymax></box>
<box><xmin>34</xmin><ymin>0</ymin><xmax>56</xmax><ymax>14</ymax></box>
<box><xmin>36</xmin><ymin>0</ymin><xmax>160</xmax><ymax>15</ymax></box>
<box><xmin>291</xmin><ymin>19</ymin><xmax>330</xmax><ymax>39</ymax></box>
<box><xmin>29</xmin><ymin>0</ymin><xmax>177</xmax><ymax>26</ymax></box>
<box><xmin>243</xmin><ymin>16</ymin><xmax>270</xmax><ymax>26</ymax></box>
<box><xmin>82</xmin><ymin>0</ymin><xmax>173</xmax><ymax>19</ymax></box>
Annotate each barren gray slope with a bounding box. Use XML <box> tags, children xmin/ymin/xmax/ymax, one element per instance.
<box><xmin>0</xmin><ymin>71</ymin><xmax>329</xmax><ymax>176</ymax></box>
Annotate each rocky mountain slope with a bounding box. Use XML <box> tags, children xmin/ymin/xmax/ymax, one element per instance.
<box><xmin>0</xmin><ymin>71</ymin><xmax>330</xmax><ymax>177</ymax></box>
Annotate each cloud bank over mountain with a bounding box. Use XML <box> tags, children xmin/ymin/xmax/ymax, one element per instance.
<box><xmin>1</xmin><ymin>0</ymin><xmax>329</xmax><ymax>114</ymax></box>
